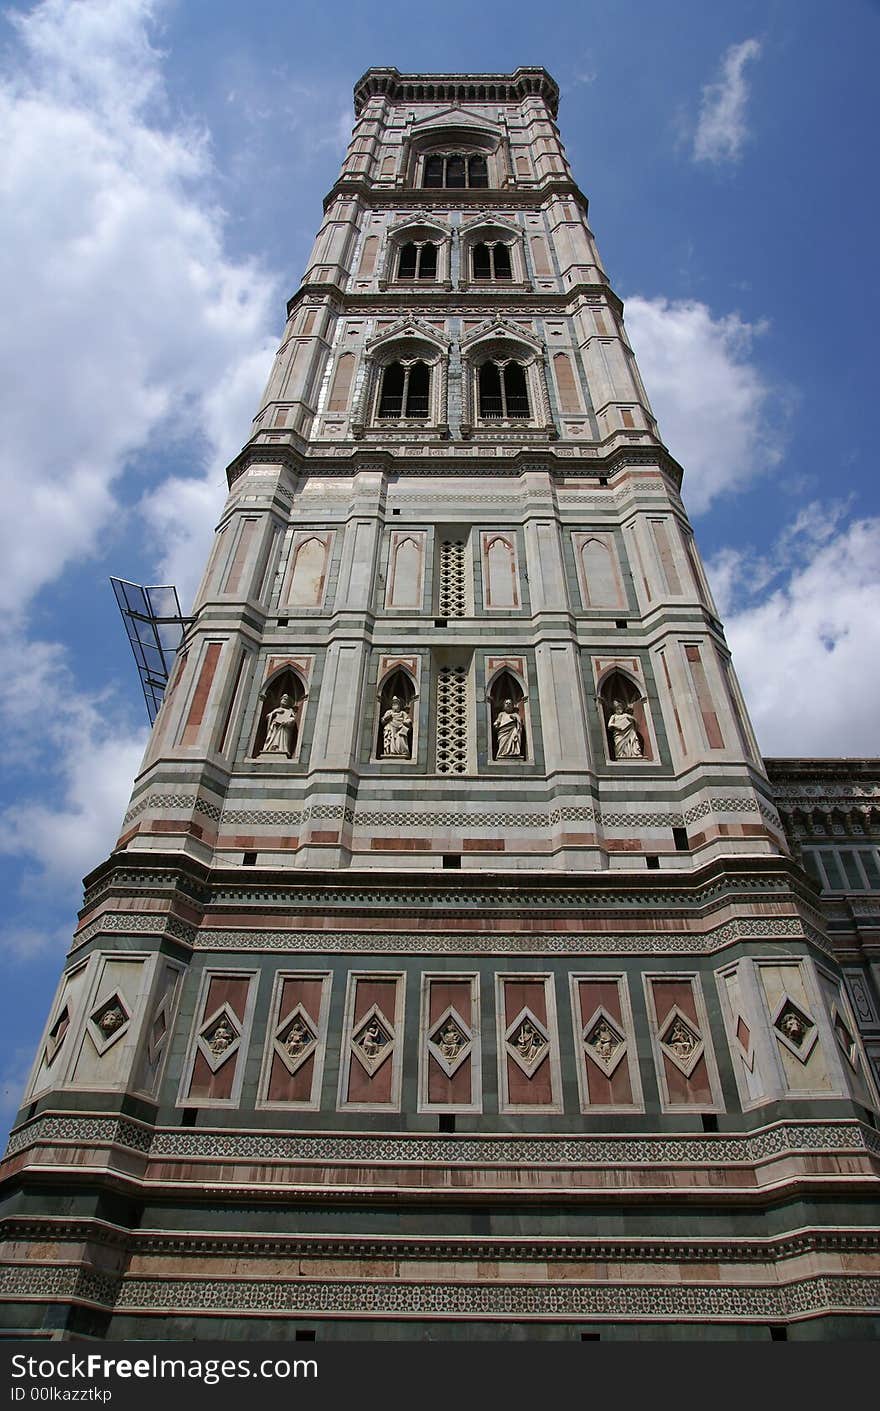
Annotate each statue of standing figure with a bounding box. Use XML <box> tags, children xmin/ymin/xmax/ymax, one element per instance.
<box><xmin>606</xmin><ymin>698</ymin><xmax>643</xmax><ymax>759</ymax></box>
<box><xmin>381</xmin><ymin>695</ymin><xmax>412</xmax><ymax>757</ymax></box>
<box><xmin>261</xmin><ymin>692</ymin><xmax>299</xmax><ymax>757</ymax></box>
<box><xmin>493</xmin><ymin>698</ymin><xmax>523</xmax><ymax>758</ymax></box>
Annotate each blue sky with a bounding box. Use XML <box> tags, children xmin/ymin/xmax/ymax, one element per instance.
<box><xmin>1</xmin><ymin>0</ymin><xmax>878</xmax><ymax>1127</ymax></box>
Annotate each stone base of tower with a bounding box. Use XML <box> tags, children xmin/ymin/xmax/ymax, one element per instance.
<box><xmin>2</xmin><ymin>851</ymin><xmax>879</xmax><ymax>1338</ymax></box>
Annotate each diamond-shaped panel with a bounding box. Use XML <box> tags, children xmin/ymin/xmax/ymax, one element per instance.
<box><xmin>87</xmin><ymin>992</ymin><xmax>131</xmax><ymax>1056</ymax></box>
<box><xmin>274</xmin><ymin>1005</ymin><xmax>318</xmax><ymax>1076</ymax></box>
<box><xmin>582</xmin><ymin>1007</ymin><xmax>626</xmax><ymax>1078</ymax></box>
<box><xmin>505</xmin><ymin>1007</ymin><xmax>549</xmax><ymax>1078</ymax></box>
<box><xmin>351</xmin><ymin>1004</ymin><xmax>394</xmax><ymax>1077</ymax></box>
<box><xmin>427</xmin><ymin>1006</ymin><xmax>472</xmax><ymax>1078</ymax></box>
<box><xmin>658</xmin><ymin>1007</ymin><xmax>704</xmax><ymax>1078</ymax></box>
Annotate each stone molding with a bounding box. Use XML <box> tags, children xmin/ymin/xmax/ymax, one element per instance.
<box><xmin>2</xmin><ymin>1262</ymin><xmax>878</xmax><ymax>1322</ymax></box>
<box><xmin>5</xmin><ymin>1215</ymin><xmax>878</xmax><ymax>1267</ymax></box>
<box><xmin>7</xmin><ymin>1112</ymin><xmax>878</xmax><ymax>1167</ymax></box>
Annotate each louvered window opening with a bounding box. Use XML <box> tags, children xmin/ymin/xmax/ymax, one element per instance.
<box><xmin>397</xmin><ymin>242</ymin><xmax>438</xmax><ymax>280</ymax></box>
<box><xmin>472</xmin><ymin>242</ymin><xmax>512</xmax><ymax>280</ymax></box>
<box><xmin>378</xmin><ymin>361</ymin><xmax>431</xmax><ymax>418</ymax></box>
<box><xmin>438</xmin><ymin>539</ymin><xmax>468</xmax><ymax>617</ymax></box>
<box><xmin>423</xmin><ymin>154</ymin><xmax>489</xmax><ymax>188</ymax></box>
<box><xmin>435</xmin><ymin>665</ymin><xmax>469</xmax><ymax>774</ymax></box>
<box><xmin>478</xmin><ymin>362</ymin><xmax>530</xmax><ymax>419</ymax></box>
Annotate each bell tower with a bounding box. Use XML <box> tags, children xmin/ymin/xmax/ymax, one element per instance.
<box><xmin>2</xmin><ymin>68</ymin><xmax>878</xmax><ymax>1341</ymax></box>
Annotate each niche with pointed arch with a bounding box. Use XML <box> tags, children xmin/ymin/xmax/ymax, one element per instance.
<box><xmin>376</xmin><ymin>667</ymin><xmax>417</xmax><ymax>761</ymax></box>
<box><xmin>598</xmin><ymin>668</ymin><xmax>654</xmax><ymax>763</ymax></box>
<box><xmin>488</xmin><ymin>668</ymin><xmax>527</xmax><ymax>762</ymax></box>
<box><xmin>253</xmin><ymin>668</ymin><xmax>307</xmax><ymax>760</ymax></box>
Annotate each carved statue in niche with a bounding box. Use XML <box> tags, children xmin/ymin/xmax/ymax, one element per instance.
<box><xmin>261</xmin><ymin>693</ymin><xmax>299</xmax><ymax>757</ymax></box>
<box><xmin>490</xmin><ymin>671</ymin><xmax>526</xmax><ymax>760</ymax></box>
<box><xmin>599</xmin><ymin>672</ymin><xmax>645</xmax><ymax>759</ymax></box>
<box><xmin>381</xmin><ymin>696</ymin><xmax>412</xmax><ymax>757</ymax></box>
<box><xmin>377</xmin><ymin>669</ymin><xmax>416</xmax><ymax>758</ymax></box>
<box><xmin>493</xmin><ymin>698</ymin><xmax>523</xmax><ymax>758</ymax></box>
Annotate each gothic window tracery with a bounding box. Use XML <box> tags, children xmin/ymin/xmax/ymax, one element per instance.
<box><xmin>377</xmin><ymin>360</ymin><xmax>431</xmax><ymax>419</ymax></box>
<box><xmin>396</xmin><ymin>241</ymin><xmax>438</xmax><ymax>281</ymax></box>
<box><xmin>472</xmin><ymin>242</ymin><xmax>512</xmax><ymax>280</ymax></box>
<box><xmin>477</xmin><ymin>360</ymin><xmax>530</xmax><ymax>419</ymax></box>
<box><xmin>423</xmin><ymin>152</ymin><xmax>488</xmax><ymax>188</ymax></box>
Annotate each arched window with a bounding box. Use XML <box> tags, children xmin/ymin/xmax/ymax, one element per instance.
<box><xmin>396</xmin><ymin>242</ymin><xmax>438</xmax><ymax>280</ymax></box>
<box><xmin>422</xmin><ymin>152</ymin><xmax>490</xmax><ymax>189</ymax></box>
<box><xmin>377</xmin><ymin>360</ymin><xmax>431</xmax><ymax>419</ymax></box>
<box><xmin>472</xmin><ymin>242</ymin><xmax>512</xmax><ymax>280</ymax></box>
<box><xmin>478</xmin><ymin>361</ymin><xmax>530</xmax><ymax>419</ymax></box>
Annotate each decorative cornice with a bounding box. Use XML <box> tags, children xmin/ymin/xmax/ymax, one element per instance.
<box><xmin>352</xmin><ymin>68</ymin><xmax>561</xmax><ymax>118</ymax></box>
<box><xmin>4</xmin><ymin>1215</ymin><xmax>878</xmax><ymax>1267</ymax></box>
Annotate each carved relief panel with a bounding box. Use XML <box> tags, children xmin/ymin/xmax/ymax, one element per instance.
<box><xmin>258</xmin><ymin>971</ymin><xmax>332</xmax><ymax>1110</ymax></box>
<box><xmin>568</xmin><ymin>974</ymin><xmax>643</xmax><ymax>1113</ymax></box>
<box><xmin>495</xmin><ymin>973</ymin><xmax>562</xmax><ymax>1114</ymax></box>
<box><xmin>69</xmin><ymin>953</ymin><xmax>152</xmax><ymax>1091</ymax></box>
<box><xmin>337</xmin><ymin>971</ymin><xmax>405</xmax><ymax>1112</ymax></box>
<box><xmin>418</xmin><ymin>974</ymin><xmax>481</xmax><ymax>1114</ymax></box>
<box><xmin>178</xmin><ymin>969</ymin><xmax>259</xmax><ymax>1108</ymax></box>
<box><xmin>754</xmin><ymin>960</ymin><xmax>836</xmax><ymax>1098</ymax></box>
<box><xmin>643</xmin><ymin>973</ymin><xmax>723</xmax><ymax>1113</ymax></box>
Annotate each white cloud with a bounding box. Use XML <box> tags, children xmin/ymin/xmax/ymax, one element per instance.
<box><xmin>0</xmin><ymin>0</ymin><xmax>280</xmax><ymax>618</ymax></box>
<box><xmin>0</xmin><ymin>0</ymin><xmax>293</xmax><ymax>936</ymax></box>
<box><xmin>624</xmin><ymin>295</ymin><xmax>783</xmax><ymax>513</ymax></box>
<box><xmin>0</xmin><ymin>634</ymin><xmax>148</xmax><ymax>892</ymax></box>
<box><xmin>707</xmin><ymin>511</ymin><xmax>880</xmax><ymax>756</ymax></box>
<box><xmin>693</xmin><ymin>38</ymin><xmax>762</xmax><ymax>165</ymax></box>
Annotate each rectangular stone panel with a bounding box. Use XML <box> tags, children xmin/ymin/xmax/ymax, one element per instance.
<box><xmin>258</xmin><ymin>970</ymin><xmax>332</xmax><ymax>1110</ymax></box>
<box><xmin>337</xmin><ymin>971</ymin><xmax>405</xmax><ymax>1111</ymax></box>
<box><xmin>569</xmin><ymin>973</ymin><xmax>642</xmax><ymax>1112</ymax></box>
<box><xmin>178</xmin><ymin>969</ymin><xmax>259</xmax><ymax>1108</ymax></box>
<box><xmin>495</xmin><ymin>973</ymin><xmax>562</xmax><ymax>1114</ymax></box>
<box><xmin>418</xmin><ymin>973</ymin><xmax>481</xmax><ymax>1113</ymax></box>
